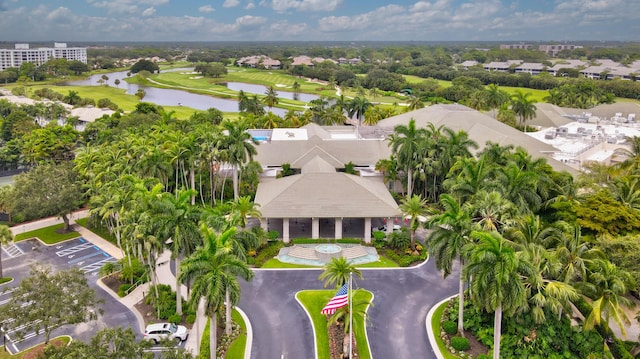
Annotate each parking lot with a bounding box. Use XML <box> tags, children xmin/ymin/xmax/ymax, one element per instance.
<box><xmin>0</xmin><ymin>237</ymin><xmax>135</xmax><ymax>354</ymax></box>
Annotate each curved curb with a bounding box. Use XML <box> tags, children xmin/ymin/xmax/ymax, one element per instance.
<box><xmin>295</xmin><ymin>291</ymin><xmax>319</xmax><ymax>359</ymax></box>
<box><xmin>96</xmin><ymin>276</ymin><xmax>146</xmax><ymax>335</ymax></box>
<box><xmin>363</xmin><ymin>292</ymin><xmax>374</xmax><ymax>357</ymax></box>
<box><xmin>425</xmin><ymin>294</ymin><xmax>457</xmax><ymax>359</ymax></box>
<box><xmin>252</xmin><ymin>256</ymin><xmax>430</xmax><ymax>272</ymax></box>
<box><xmin>0</xmin><ymin>277</ymin><xmax>14</xmax><ymax>286</ymax></box>
<box><xmin>235</xmin><ymin>307</ymin><xmax>253</xmax><ymax>359</ymax></box>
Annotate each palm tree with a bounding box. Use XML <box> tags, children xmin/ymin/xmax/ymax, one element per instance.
<box><xmin>510</xmin><ymin>90</ymin><xmax>537</xmax><ymax>130</ymax></box>
<box><xmin>0</xmin><ymin>225</ymin><xmax>13</xmax><ymax>278</ymax></box>
<box><xmin>388</xmin><ymin>118</ymin><xmax>424</xmax><ymax>196</ymax></box>
<box><xmin>161</xmin><ymin>189</ymin><xmax>201</xmax><ymax>315</ymax></box>
<box><xmin>554</xmin><ymin>225</ymin><xmax>604</xmax><ymax>283</ymax></box>
<box><xmin>220</xmin><ymin>120</ymin><xmax>258</xmax><ymax>201</ymax></box>
<box><xmin>484</xmin><ymin>84</ymin><xmax>509</xmax><ymax>119</ymax></box>
<box><xmin>465</xmin><ymin>190</ymin><xmax>515</xmax><ymax>232</ymax></box>
<box><xmin>407</xmin><ymin>96</ymin><xmax>424</xmax><ymax>111</ymax></box>
<box><xmin>347</xmin><ymin>97</ymin><xmax>372</xmax><ymax>124</ymax></box>
<box><xmin>179</xmin><ymin>226</ymin><xmax>253</xmax><ymax>358</ymax></box>
<box><xmin>263</xmin><ymin>86</ymin><xmax>279</xmax><ymax>111</ymax></box>
<box><xmin>228</xmin><ymin>196</ymin><xmax>261</xmax><ymax>229</ymax></box>
<box><xmin>399</xmin><ymin>194</ymin><xmax>430</xmax><ymax>251</ymax></box>
<box><xmin>464</xmin><ymin>230</ymin><xmax>537</xmax><ymax>359</ymax></box>
<box><xmin>427</xmin><ymin>194</ymin><xmax>472</xmax><ymax>335</ymax></box>
<box><xmin>318</xmin><ymin>257</ymin><xmax>362</xmax><ymax>289</ymax></box>
<box><xmin>579</xmin><ymin>259</ymin><xmax>636</xmax><ymax>337</ymax></box>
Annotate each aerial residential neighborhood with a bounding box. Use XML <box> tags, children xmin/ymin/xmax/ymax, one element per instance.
<box><xmin>0</xmin><ymin>1</ymin><xmax>639</xmax><ymax>359</ymax></box>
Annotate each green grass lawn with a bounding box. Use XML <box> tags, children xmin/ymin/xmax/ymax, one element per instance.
<box><xmin>225</xmin><ymin>309</ymin><xmax>247</xmax><ymax>358</ymax></box>
<box><xmin>431</xmin><ymin>299</ymin><xmax>464</xmax><ymax>359</ymax></box>
<box><xmin>297</xmin><ymin>289</ymin><xmax>372</xmax><ymax>359</ymax></box>
<box><xmin>14</xmin><ymin>223</ymin><xmax>79</xmax><ymax>244</ymax></box>
<box><xmin>6</xmin><ymin>83</ymin><xmax>201</xmax><ymax>120</ymax></box>
<box><xmin>147</xmin><ymin>70</ymin><xmax>317</xmax><ymax>110</ymax></box>
<box><xmin>0</xmin><ymin>336</ymin><xmax>71</xmax><ymax>359</ymax></box>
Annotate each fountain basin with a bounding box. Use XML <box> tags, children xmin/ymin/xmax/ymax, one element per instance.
<box><xmin>315</xmin><ymin>244</ymin><xmax>343</xmax><ymax>263</ymax></box>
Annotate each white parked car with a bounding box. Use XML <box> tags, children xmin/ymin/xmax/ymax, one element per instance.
<box><xmin>143</xmin><ymin>323</ymin><xmax>188</xmax><ymax>343</ymax></box>
<box><xmin>372</xmin><ymin>224</ymin><xmax>401</xmax><ymax>233</ymax></box>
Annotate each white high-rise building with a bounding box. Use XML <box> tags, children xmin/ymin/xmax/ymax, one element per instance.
<box><xmin>0</xmin><ymin>43</ymin><xmax>87</xmax><ymax>71</ymax></box>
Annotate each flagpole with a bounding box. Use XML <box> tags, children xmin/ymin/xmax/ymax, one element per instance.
<box><xmin>349</xmin><ymin>271</ymin><xmax>353</xmax><ymax>359</ymax></box>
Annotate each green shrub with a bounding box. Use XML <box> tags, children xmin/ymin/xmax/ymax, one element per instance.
<box><xmin>185</xmin><ymin>314</ymin><xmax>196</xmax><ymax>324</ymax></box>
<box><xmin>451</xmin><ymin>336</ymin><xmax>470</xmax><ymax>351</ymax></box>
<box><xmin>372</xmin><ymin>238</ymin><xmax>386</xmax><ymax>249</ymax></box>
<box><xmin>253</xmin><ymin>240</ymin><xmax>284</xmax><ymax>267</ymax></box>
<box><xmin>117</xmin><ymin>284</ymin><xmax>132</xmax><ymax>297</ymax></box>
<box><xmin>372</xmin><ymin>231</ymin><xmax>386</xmax><ymax>241</ymax></box>
<box><xmin>442</xmin><ymin>320</ymin><xmax>457</xmax><ymax>335</ymax></box>
<box><xmin>389</xmin><ymin>230</ymin><xmax>410</xmax><ymax>250</ymax></box>
<box><xmin>168</xmin><ymin>314</ymin><xmax>182</xmax><ymax>325</ymax></box>
<box><xmin>476</xmin><ymin>354</ymin><xmax>491</xmax><ymax>359</ymax></box>
<box><xmin>267</xmin><ymin>230</ymin><xmax>279</xmax><ymax>240</ymax></box>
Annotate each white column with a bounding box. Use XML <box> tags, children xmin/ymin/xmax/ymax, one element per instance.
<box><xmin>335</xmin><ymin>218</ymin><xmax>343</xmax><ymax>240</ymax></box>
<box><xmin>283</xmin><ymin>218</ymin><xmax>290</xmax><ymax>243</ymax></box>
<box><xmin>386</xmin><ymin>217</ymin><xmax>393</xmax><ymax>237</ymax></box>
<box><xmin>312</xmin><ymin>217</ymin><xmax>320</xmax><ymax>239</ymax></box>
<box><xmin>260</xmin><ymin>218</ymin><xmax>268</xmax><ymax>231</ymax></box>
<box><xmin>364</xmin><ymin>217</ymin><xmax>372</xmax><ymax>243</ymax></box>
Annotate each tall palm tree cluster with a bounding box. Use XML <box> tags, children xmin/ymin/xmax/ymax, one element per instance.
<box><xmin>386</xmin><ymin>119</ymin><xmax>478</xmax><ymax>202</ymax></box>
<box><xmin>75</xmin><ymin>113</ymin><xmax>263</xmax><ymax>358</ymax></box>
<box><xmin>385</xmin><ymin>123</ymin><xmax>638</xmax><ymax>357</ymax></box>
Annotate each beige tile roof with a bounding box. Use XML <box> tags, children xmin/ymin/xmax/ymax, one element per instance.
<box><xmin>254</xmin><ymin>170</ymin><xmax>401</xmax><ymax>218</ymax></box>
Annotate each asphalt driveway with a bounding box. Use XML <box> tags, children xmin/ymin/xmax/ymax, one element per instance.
<box><xmin>239</xmin><ymin>259</ymin><xmax>458</xmax><ymax>359</ymax></box>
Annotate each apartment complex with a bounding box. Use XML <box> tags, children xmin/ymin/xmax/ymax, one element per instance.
<box><xmin>0</xmin><ymin>43</ymin><xmax>87</xmax><ymax>71</ymax></box>
<box><xmin>500</xmin><ymin>43</ymin><xmax>583</xmax><ymax>56</ymax></box>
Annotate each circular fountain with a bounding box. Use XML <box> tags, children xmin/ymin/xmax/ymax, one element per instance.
<box><xmin>315</xmin><ymin>244</ymin><xmax>343</xmax><ymax>263</ymax></box>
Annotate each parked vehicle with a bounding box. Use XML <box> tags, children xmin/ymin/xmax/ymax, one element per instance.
<box><xmin>143</xmin><ymin>323</ymin><xmax>188</xmax><ymax>343</ymax></box>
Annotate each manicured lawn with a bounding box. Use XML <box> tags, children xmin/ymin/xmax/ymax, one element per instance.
<box><xmin>498</xmin><ymin>86</ymin><xmax>549</xmax><ymax>102</ymax></box>
<box><xmin>225</xmin><ymin>309</ymin><xmax>247</xmax><ymax>359</ymax></box>
<box><xmin>431</xmin><ymin>299</ymin><xmax>463</xmax><ymax>359</ymax></box>
<box><xmin>6</xmin><ymin>83</ymin><xmax>199</xmax><ymax>119</ymax></box>
<box><xmin>147</xmin><ymin>70</ymin><xmax>315</xmax><ymax>110</ymax></box>
<box><xmin>0</xmin><ymin>336</ymin><xmax>71</xmax><ymax>359</ymax></box>
<box><xmin>198</xmin><ymin>308</ymin><xmax>247</xmax><ymax>359</ymax></box>
<box><xmin>297</xmin><ymin>289</ymin><xmax>372</xmax><ymax>359</ymax></box>
<box><xmin>14</xmin><ymin>223</ymin><xmax>79</xmax><ymax>244</ymax></box>
<box><xmin>261</xmin><ymin>259</ymin><xmax>317</xmax><ymax>269</ymax></box>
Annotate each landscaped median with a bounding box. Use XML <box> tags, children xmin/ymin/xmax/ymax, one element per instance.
<box><xmin>0</xmin><ymin>335</ymin><xmax>71</xmax><ymax>359</ymax></box>
<box><xmin>426</xmin><ymin>295</ymin><xmax>462</xmax><ymax>359</ymax></box>
<box><xmin>296</xmin><ymin>289</ymin><xmax>373</xmax><ymax>359</ymax></box>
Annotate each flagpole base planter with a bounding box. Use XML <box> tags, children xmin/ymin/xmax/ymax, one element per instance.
<box><xmin>329</xmin><ymin>322</ymin><xmax>359</xmax><ymax>359</ymax></box>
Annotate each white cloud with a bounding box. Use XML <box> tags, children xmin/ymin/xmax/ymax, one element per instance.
<box><xmin>223</xmin><ymin>0</ymin><xmax>240</xmax><ymax>8</ymax></box>
<box><xmin>87</xmin><ymin>0</ymin><xmax>167</xmax><ymax>14</ymax></box>
<box><xmin>198</xmin><ymin>5</ymin><xmax>215</xmax><ymax>13</ymax></box>
<box><xmin>245</xmin><ymin>1</ymin><xmax>256</xmax><ymax>9</ymax></box>
<box><xmin>142</xmin><ymin>7</ymin><xmax>155</xmax><ymax>17</ymax></box>
<box><xmin>271</xmin><ymin>0</ymin><xmax>342</xmax><ymax>12</ymax></box>
<box><xmin>46</xmin><ymin>7</ymin><xmax>74</xmax><ymax>23</ymax></box>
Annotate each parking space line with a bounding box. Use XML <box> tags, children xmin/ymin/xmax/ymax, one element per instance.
<box><xmin>2</xmin><ymin>243</ymin><xmax>23</xmax><ymax>258</ymax></box>
<box><xmin>55</xmin><ymin>242</ymin><xmax>94</xmax><ymax>257</ymax></box>
<box><xmin>68</xmin><ymin>249</ymin><xmax>105</xmax><ymax>264</ymax></box>
<box><xmin>79</xmin><ymin>256</ymin><xmax>116</xmax><ymax>273</ymax></box>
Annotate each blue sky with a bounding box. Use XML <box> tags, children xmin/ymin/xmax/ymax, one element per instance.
<box><xmin>0</xmin><ymin>0</ymin><xmax>637</xmax><ymax>42</ymax></box>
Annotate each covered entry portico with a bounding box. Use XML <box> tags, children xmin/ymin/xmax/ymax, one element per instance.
<box><xmin>261</xmin><ymin>217</ymin><xmax>400</xmax><ymax>242</ymax></box>
<box><xmin>255</xmin><ymin>156</ymin><xmax>402</xmax><ymax>243</ymax></box>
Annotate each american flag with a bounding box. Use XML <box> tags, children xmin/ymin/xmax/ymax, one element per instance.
<box><xmin>321</xmin><ymin>283</ymin><xmax>349</xmax><ymax>315</ymax></box>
